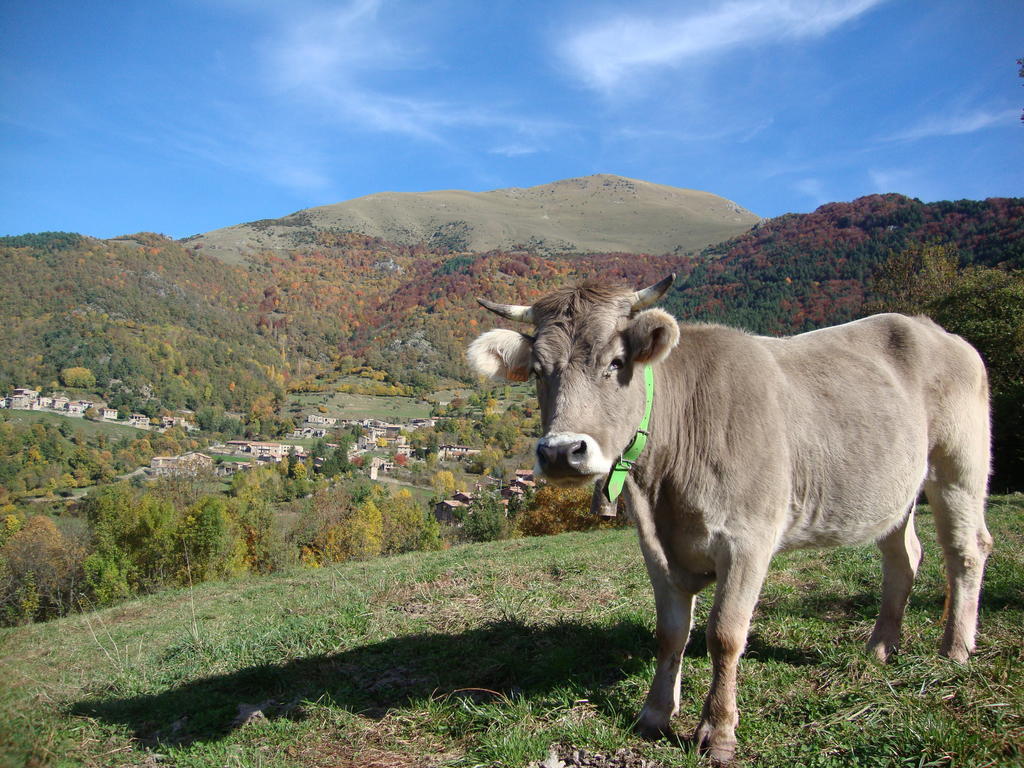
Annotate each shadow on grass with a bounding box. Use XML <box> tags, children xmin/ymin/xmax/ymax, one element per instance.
<box><xmin>70</xmin><ymin>618</ymin><xmax>656</xmax><ymax>748</ymax></box>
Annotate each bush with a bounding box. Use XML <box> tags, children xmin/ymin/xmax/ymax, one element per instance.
<box><xmin>0</xmin><ymin>515</ymin><xmax>85</xmax><ymax>624</ymax></box>
<box><xmin>462</xmin><ymin>490</ymin><xmax>513</xmax><ymax>543</ymax></box>
<box><xmin>83</xmin><ymin>484</ymin><xmax>177</xmax><ymax>593</ymax></box>
<box><xmin>380</xmin><ymin>489</ymin><xmax>442</xmax><ymax>554</ymax></box>
<box><xmin>177</xmin><ymin>497</ymin><xmax>245</xmax><ymax>583</ymax></box>
<box><xmin>60</xmin><ymin>366</ymin><xmax>96</xmax><ymax>389</ymax></box>
<box><xmin>516</xmin><ymin>485</ymin><xmax>615</xmax><ymax>536</ymax></box>
<box><xmin>231</xmin><ymin>495</ymin><xmax>292</xmax><ymax>574</ymax></box>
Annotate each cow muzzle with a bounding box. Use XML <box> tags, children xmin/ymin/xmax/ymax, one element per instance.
<box><xmin>535</xmin><ymin>432</ymin><xmax>611</xmax><ymax>485</ymax></box>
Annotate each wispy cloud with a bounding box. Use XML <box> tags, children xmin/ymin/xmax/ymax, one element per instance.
<box><xmin>560</xmin><ymin>0</ymin><xmax>886</xmax><ymax>92</ymax></box>
<box><xmin>794</xmin><ymin>177</ymin><xmax>830</xmax><ymax>206</ymax></box>
<box><xmin>264</xmin><ymin>0</ymin><xmax>563</xmax><ymax>143</ymax></box>
<box><xmin>489</xmin><ymin>143</ymin><xmax>541</xmax><ymax>157</ymax></box>
<box><xmin>884</xmin><ymin>107</ymin><xmax>1019</xmax><ymax>142</ymax></box>
<box><xmin>614</xmin><ymin>117</ymin><xmax>773</xmax><ymax>145</ymax></box>
<box><xmin>867</xmin><ymin>166</ymin><xmax>930</xmax><ymax>198</ymax></box>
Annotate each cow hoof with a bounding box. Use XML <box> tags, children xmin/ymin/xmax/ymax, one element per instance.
<box><xmin>694</xmin><ymin>722</ymin><xmax>736</xmax><ymax>765</ymax></box>
<box><xmin>939</xmin><ymin>643</ymin><xmax>971</xmax><ymax>664</ymax></box>
<box><xmin>635</xmin><ymin>707</ymin><xmax>674</xmax><ymax>741</ymax></box>
<box><xmin>867</xmin><ymin>636</ymin><xmax>897</xmax><ymax>663</ymax></box>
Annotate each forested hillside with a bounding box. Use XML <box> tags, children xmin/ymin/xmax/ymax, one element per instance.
<box><xmin>2</xmin><ymin>193</ymin><xmax>1021</xmax><ymax>410</ymax></box>
<box><xmin>665</xmin><ymin>194</ymin><xmax>1024</xmax><ymax>332</ymax></box>
<box><xmin>0</xmin><ymin>232</ymin><xmax>288</xmax><ymax>416</ymax></box>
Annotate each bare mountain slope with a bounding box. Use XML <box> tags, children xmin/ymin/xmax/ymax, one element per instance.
<box><xmin>189</xmin><ymin>174</ymin><xmax>760</xmax><ymax>263</ymax></box>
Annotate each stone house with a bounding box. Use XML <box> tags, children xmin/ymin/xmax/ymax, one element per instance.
<box><xmin>438</xmin><ymin>444</ymin><xmax>481</xmax><ymax>461</ymax></box>
<box><xmin>306</xmin><ymin>414</ymin><xmax>338</xmax><ymax>426</ymax></box>
<box><xmin>150</xmin><ymin>451</ymin><xmax>213</xmax><ymax>476</ymax></box>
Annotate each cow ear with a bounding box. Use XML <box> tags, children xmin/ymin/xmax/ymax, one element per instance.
<box><xmin>625</xmin><ymin>308</ymin><xmax>680</xmax><ymax>365</ymax></box>
<box><xmin>467</xmin><ymin>329</ymin><xmax>534</xmax><ymax>382</ymax></box>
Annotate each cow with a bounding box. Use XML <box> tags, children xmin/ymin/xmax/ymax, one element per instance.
<box><xmin>467</xmin><ymin>276</ymin><xmax>991</xmax><ymax>763</ymax></box>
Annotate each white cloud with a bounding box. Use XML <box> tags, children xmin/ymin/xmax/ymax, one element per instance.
<box><xmin>264</xmin><ymin>0</ymin><xmax>562</xmax><ymax>143</ymax></box>
<box><xmin>867</xmin><ymin>166</ymin><xmax>921</xmax><ymax>195</ymax></box>
<box><xmin>560</xmin><ymin>0</ymin><xmax>886</xmax><ymax>92</ymax></box>
<box><xmin>614</xmin><ymin>117</ymin><xmax>773</xmax><ymax>144</ymax></box>
<box><xmin>794</xmin><ymin>177</ymin><xmax>828</xmax><ymax>204</ymax></box>
<box><xmin>884</xmin><ymin>107</ymin><xmax>1019</xmax><ymax>142</ymax></box>
<box><xmin>489</xmin><ymin>144</ymin><xmax>541</xmax><ymax>157</ymax></box>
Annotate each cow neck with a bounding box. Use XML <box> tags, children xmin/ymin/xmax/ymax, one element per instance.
<box><xmin>602</xmin><ymin>364</ymin><xmax>654</xmax><ymax>503</ymax></box>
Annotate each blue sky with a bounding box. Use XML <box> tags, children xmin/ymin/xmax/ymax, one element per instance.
<box><xmin>2</xmin><ymin>0</ymin><xmax>1021</xmax><ymax>239</ymax></box>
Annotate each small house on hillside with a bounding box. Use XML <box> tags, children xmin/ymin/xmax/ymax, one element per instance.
<box><xmin>9</xmin><ymin>389</ymin><xmax>39</xmax><ymax>409</ymax></box>
<box><xmin>433</xmin><ymin>499</ymin><xmax>465</xmax><ymax>524</ymax></box>
<box><xmin>248</xmin><ymin>442</ymin><xmax>290</xmax><ymax>460</ymax></box>
<box><xmin>438</xmin><ymin>444</ymin><xmax>480</xmax><ymax>461</ymax></box>
<box><xmin>150</xmin><ymin>451</ymin><xmax>213</xmax><ymax>476</ymax></box>
<box><xmin>306</xmin><ymin>414</ymin><xmax>338</xmax><ymax>426</ymax></box>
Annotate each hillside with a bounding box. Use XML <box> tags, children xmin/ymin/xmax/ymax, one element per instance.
<box><xmin>323</xmin><ymin>194</ymin><xmax>1024</xmax><ymax>382</ymax></box>
<box><xmin>187</xmin><ymin>174</ymin><xmax>761</xmax><ymax>263</ymax></box>
<box><xmin>0</xmin><ymin>232</ymin><xmax>290</xmax><ymax>418</ymax></box>
<box><xmin>663</xmin><ymin>194</ymin><xmax>1024</xmax><ymax>333</ymax></box>
<box><xmin>2</xmin><ymin>497</ymin><xmax>1022</xmax><ymax>767</ymax></box>
<box><xmin>2</xmin><ymin>190</ymin><xmax>1022</xmax><ymax>417</ymax></box>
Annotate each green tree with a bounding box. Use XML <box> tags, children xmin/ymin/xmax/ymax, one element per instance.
<box><xmin>868</xmin><ymin>247</ymin><xmax>1024</xmax><ymax>490</ymax></box>
<box><xmin>462</xmin><ymin>490</ymin><xmax>513</xmax><ymax>543</ymax></box>
<box><xmin>82</xmin><ymin>484</ymin><xmax>177</xmax><ymax>594</ymax></box>
<box><xmin>431</xmin><ymin>469</ymin><xmax>456</xmax><ymax>498</ymax></box>
<box><xmin>928</xmin><ymin>268</ymin><xmax>1024</xmax><ymax>491</ymax></box>
<box><xmin>60</xmin><ymin>366</ymin><xmax>96</xmax><ymax>389</ymax></box>
<box><xmin>380</xmin><ymin>489</ymin><xmax>442</xmax><ymax>554</ymax></box>
<box><xmin>178</xmin><ymin>497</ymin><xmax>244</xmax><ymax>582</ymax></box>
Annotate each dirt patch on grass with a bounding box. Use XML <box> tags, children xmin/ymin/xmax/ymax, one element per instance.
<box><xmin>284</xmin><ymin>712</ymin><xmax>458</xmax><ymax>768</ymax></box>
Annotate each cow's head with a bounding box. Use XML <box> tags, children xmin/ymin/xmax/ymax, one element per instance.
<box><xmin>467</xmin><ymin>276</ymin><xmax>679</xmax><ymax>485</ymax></box>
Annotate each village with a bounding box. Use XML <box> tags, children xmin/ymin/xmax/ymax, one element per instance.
<box><xmin>1</xmin><ymin>386</ymin><xmax>195</xmax><ymax>431</ymax></box>
<box><xmin>3</xmin><ymin>385</ymin><xmax>531</xmax><ymax>525</ymax></box>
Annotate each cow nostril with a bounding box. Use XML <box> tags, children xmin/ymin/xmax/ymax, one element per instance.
<box><xmin>571</xmin><ymin>441</ymin><xmax>587</xmax><ymax>456</ymax></box>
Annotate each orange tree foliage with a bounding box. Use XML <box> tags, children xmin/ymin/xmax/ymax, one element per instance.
<box><xmin>0</xmin><ymin>515</ymin><xmax>85</xmax><ymax>624</ymax></box>
<box><xmin>516</xmin><ymin>485</ymin><xmax>623</xmax><ymax>537</ymax></box>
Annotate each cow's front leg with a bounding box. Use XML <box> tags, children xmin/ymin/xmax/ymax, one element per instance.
<box><xmin>694</xmin><ymin>546</ymin><xmax>771</xmax><ymax>764</ymax></box>
<box><xmin>637</xmin><ymin>575</ymin><xmax>696</xmax><ymax>738</ymax></box>
<box><xmin>628</xmin><ymin>482</ymin><xmax>695</xmax><ymax>738</ymax></box>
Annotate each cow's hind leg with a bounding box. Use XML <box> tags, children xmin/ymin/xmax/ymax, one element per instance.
<box><xmin>693</xmin><ymin>545</ymin><xmax>771</xmax><ymax>765</ymax></box>
<box><xmin>924</xmin><ymin>463</ymin><xmax>992</xmax><ymax>662</ymax></box>
<box><xmin>868</xmin><ymin>506</ymin><xmax>923</xmax><ymax>661</ymax></box>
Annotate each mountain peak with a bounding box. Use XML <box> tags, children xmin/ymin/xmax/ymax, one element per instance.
<box><xmin>188</xmin><ymin>175</ymin><xmax>761</xmax><ymax>263</ymax></box>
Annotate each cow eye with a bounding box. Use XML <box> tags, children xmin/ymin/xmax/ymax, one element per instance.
<box><xmin>603</xmin><ymin>358</ymin><xmax>624</xmax><ymax>379</ymax></box>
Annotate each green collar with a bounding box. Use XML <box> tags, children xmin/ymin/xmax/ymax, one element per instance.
<box><xmin>602</xmin><ymin>365</ymin><xmax>654</xmax><ymax>502</ymax></box>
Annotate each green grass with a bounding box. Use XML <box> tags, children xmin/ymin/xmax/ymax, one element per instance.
<box><xmin>2</xmin><ymin>409</ymin><xmax>145</xmax><ymax>439</ymax></box>
<box><xmin>289</xmin><ymin>390</ymin><xmax>431</xmax><ymax>421</ymax></box>
<box><xmin>1</xmin><ymin>497</ymin><xmax>1022</xmax><ymax>767</ymax></box>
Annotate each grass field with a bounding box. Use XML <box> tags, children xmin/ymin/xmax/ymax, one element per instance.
<box><xmin>290</xmin><ymin>391</ymin><xmax>432</xmax><ymax>422</ymax></box>
<box><xmin>1</xmin><ymin>497</ymin><xmax>1021</xmax><ymax>767</ymax></box>
<box><xmin>1</xmin><ymin>409</ymin><xmax>145</xmax><ymax>440</ymax></box>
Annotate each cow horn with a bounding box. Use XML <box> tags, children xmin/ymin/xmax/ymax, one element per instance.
<box><xmin>477</xmin><ymin>297</ymin><xmax>535</xmax><ymax>323</ymax></box>
<box><xmin>631</xmin><ymin>274</ymin><xmax>676</xmax><ymax>311</ymax></box>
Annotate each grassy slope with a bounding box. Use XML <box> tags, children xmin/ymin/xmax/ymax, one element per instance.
<box><xmin>2</xmin><ymin>410</ymin><xmax>148</xmax><ymax>440</ymax></box>
<box><xmin>192</xmin><ymin>175</ymin><xmax>760</xmax><ymax>263</ymax></box>
<box><xmin>1</xmin><ymin>497</ymin><xmax>1021</xmax><ymax>768</ymax></box>
<box><xmin>290</xmin><ymin>391</ymin><xmax>432</xmax><ymax>422</ymax></box>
